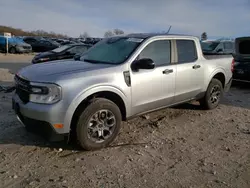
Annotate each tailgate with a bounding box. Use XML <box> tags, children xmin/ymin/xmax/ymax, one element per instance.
<box><xmin>233</xmin><ymin>37</ymin><xmax>250</xmax><ymax>81</ymax></box>
<box><xmin>234</xmin><ymin>37</ymin><xmax>250</xmax><ymax>61</ymax></box>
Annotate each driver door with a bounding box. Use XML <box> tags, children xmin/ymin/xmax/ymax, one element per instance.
<box><xmin>130</xmin><ymin>39</ymin><xmax>176</xmax><ymax>115</ymax></box>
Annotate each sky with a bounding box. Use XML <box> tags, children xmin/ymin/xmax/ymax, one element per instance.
<box><xmin>0</xmin><ymin>0</ymin><xmax>250</xmax><ymax>38</ymax></box>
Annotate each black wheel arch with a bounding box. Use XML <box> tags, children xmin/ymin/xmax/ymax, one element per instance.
<box><xmin>70</xmin><ymin>91</ymin><xmax>127</xmax><ymax>135</ymax></box>
<box><xmin>211</xmin><ymin>72</ymin><xmax>226</xmax><ymax>88</ymax></box>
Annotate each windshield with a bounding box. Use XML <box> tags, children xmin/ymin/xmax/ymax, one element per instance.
<box><xmin>52</xmin><ymin>45</ymin><xmax>71</xmax><ymax>53</ymax></box>
<box><xmin>81</xmin><ymin>36</ymin><xmax>144</xmax><ymax>64</ymax></box>
<box><xmin>201</xmin><ymin>41</ymin><xmax>220</xmax><ymax>51</ymax></box>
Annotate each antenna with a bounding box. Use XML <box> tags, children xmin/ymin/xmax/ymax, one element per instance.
<box><xmin>166</xmin><ymin>26</ymin><xmax>172</xmax><ymax>34</ymax></box>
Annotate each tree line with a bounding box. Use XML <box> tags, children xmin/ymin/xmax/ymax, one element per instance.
<box><xmin>0</xmin><ymin>25</ymin><xmax>68</xmax><ymax>38</ymax></box>
<box><xmin>79</xmin><ymin>29</ymin><xmax>125</xmax><ymax>38</ymax></box>
<box><xmin>0</xmin><ymin>25</ymin><xmax>209</xmax><ymax>40</ymax></box>
<box><xmin>0</xmin><ymin>25</ymin><xmax>125</xmax><ymax>39</ymax></box>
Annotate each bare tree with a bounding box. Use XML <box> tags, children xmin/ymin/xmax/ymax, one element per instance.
<box><xmin>104</xmin><ymin>29</ymin><xmax>125</xmax><ymax>38</ymax></box>
<box><xmin>201</xmin><ymin>32</ymin><xmax>208</xmax><ymax>41</ymax></box>
<box><xmin>113</xmin><ymin>29</ymin><xmax>124</xmax><ymax>35</ymax></box>
<box><xmin>79</xmin><ymin>32</ymin><xmax>90</xmax><ymax>39</ymax></box>
<box><xmin>104</xmin><ymin>30</ymin><xmax>114</xmax><ymax>38</ymax></box>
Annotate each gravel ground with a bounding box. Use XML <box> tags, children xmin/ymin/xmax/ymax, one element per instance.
<box><xmin>0</xmin><ymin>56</ymin><xmax>249</xmax><ymax>188</ymax></box>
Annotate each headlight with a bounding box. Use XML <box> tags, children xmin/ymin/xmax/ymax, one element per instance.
<box><xmin>29</xmin><ymin>82</ymin><xmax>62</xmax><ymax>104</ymax></box>
<box><xmin>39</xmin><ymin>57</ymin><xmax>50</xmax><ymax>62</ymax></box>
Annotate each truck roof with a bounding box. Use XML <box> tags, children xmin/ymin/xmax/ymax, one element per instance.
<box><xmin>125</xmin><ymin>33</ymin><xmax>196</xmax><ymax>39</ymax></box>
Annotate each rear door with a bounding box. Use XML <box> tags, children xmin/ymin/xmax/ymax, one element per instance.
<box><xmin>174</xmin><ymin>39</ymin><xmax>204</xmax><ymax>102</ymax></box>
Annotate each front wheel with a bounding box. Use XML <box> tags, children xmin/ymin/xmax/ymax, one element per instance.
<box><xmin>76</xmin><ymin>98</ymin><xmax>122</xmax><ymax>150</ymax></box>
<box><xmin>199</xmin><ymin>78</ymin><xmax>223</xmax><ymax>110</ymax></box>
<box><xmin>9</xmin><ymin>47</ymin><xmax>16</xmax><ymax>54</ymax></box>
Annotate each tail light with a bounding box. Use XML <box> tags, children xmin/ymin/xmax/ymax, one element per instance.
<box><xmin>231</xmin><ymin>59</ymin><xmax>235</xmax><ymax>72</ymax></box>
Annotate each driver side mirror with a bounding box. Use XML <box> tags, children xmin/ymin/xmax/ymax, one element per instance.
<box><xmin>65</xmin><ymin>51</ymin><xmax>73</xmax><ymax>55</ymax></box>
<box><xmin>131</xmin><ymin>58</ymin><xmax>155</xmax><ymax>71</ymax></box>
<box><xmin>74</xmin><ymin>54</ymin><xmax>80</xmax><ymax>60</ymax></box>
<box><xmin>217</xmin><ymin>49</ymin><xmax>223</xmax><ymax>53</ymax></box>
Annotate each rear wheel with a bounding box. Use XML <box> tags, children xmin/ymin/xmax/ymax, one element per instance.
<box><xmin>199</xmin><ymin>78</ymin><xmax>223</xmax><ymax>110</ymax></box>
<box><xmin>76</xmin><ymin>98</ymin><xmax>122</xmax><ymax>150</ymax></box>
<box><xmin>9</xmin><ymin>47</ymin><xmax>16</xmax><ymax>54</ymax></box>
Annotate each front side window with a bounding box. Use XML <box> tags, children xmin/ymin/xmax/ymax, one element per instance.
<box><xmin>40</xmin><ymin>40</ymin><xmax>52</xmax><ymax>46</ymax></box>
<box><xmin>177</xmin><ymin>40</ymin><xmax>197</xmax><ymax>63</ymax></box>
<box><xmin>81</xmin><ymin>36</ymin><xmax>144</xmax><ymax>64</ymax></box>
<box><xmin>138</xmin><ymin>40</ymin><xmax>171</xmax><ymax>66</ymax></box>
<box><xmin>68</xmin><ymin>46</ymin><xmax>88</xmax><ymax>54</ymax></box>
<box><xmin>52</xmin><ymin>45</ymin><xmax>70</xmax><ymax>53</ymax></box>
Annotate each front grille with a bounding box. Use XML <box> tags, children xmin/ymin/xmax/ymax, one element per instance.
<box><xmin>15</xmin><ymin>75</ymin><xmax>30</xmax><ymax>104</ymax></box>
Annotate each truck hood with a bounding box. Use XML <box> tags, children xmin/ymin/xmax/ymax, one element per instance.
<box><xmin>17</xmin><ymin>60</ymin><xmax>113</xmax><ymax>82</ymax></box>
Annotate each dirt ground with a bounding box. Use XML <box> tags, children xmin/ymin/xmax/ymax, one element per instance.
<box><xmin>0</xmin><ymin>55</ymin><xmax>249</xmax><ymax>188</ymax></box>
<box><xmin>0</xmin><ymin>53</ymin><xmax>35</xmax><ymax>63</ymax></box>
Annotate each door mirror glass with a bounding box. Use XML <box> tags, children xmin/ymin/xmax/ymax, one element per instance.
<box><xmin>132</xmin><ymin>58</ymin><xmax>155</xmax><ymax>70</ymax></box>
<box><xmin>65</xmin><ymin>51</ymin><xmax>72</xmax><ymax>55</ymax></box>
<box><xmin>74</xmin><ymin>54</ymin><xmax>81</xmax><ymax>60</ymax></box>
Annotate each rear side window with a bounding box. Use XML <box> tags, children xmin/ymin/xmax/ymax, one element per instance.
<box><xmin>239</xmin><ymin>40</ymin><xmax>250</xmax><ymax>54</ymax></box>
<box><xmin>139</xmin><ymin>40</ymin><xmax>171</xmax><ymax>66</ymax></box>
<box><xmin>223</xmin><ymin>42</ymin><xmax>233</xmax><ymax>50</ymax></box>
<box><xmin>176</xmin><ymin>40</ymin><xmax>197</xmax><ymax>63</ymax></box>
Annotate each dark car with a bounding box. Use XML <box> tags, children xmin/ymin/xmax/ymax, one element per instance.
<box><xmin>0</xmin><ymin>36</ymin><xmax>32</xmax><ymax>53</ymax></box>
<box><xmin>233</xmin><ymin>37</ymin><xmax>250</xmax><ymax>83</ymax></box>
<box><xmin>201</xmin><ymin>39</ymin><xmax>235</xmax><ymax>55</ymax></box>
<box><xmin>23</xmin><ymin>37</ymin><xmax>60</xmax><ymax>52</ymax></box>
<box><xmin>32</xmin><ymin>43</ymin><xmax>92</xmax><ymax>64</ymax></box>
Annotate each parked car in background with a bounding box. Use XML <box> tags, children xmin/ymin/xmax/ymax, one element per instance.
<box><xmin>32</xmin><ymin>43</ymin><xmax>92</xmax><ymax>64</ymax></box>
<box><xmin>0</xmin><ymin>36</ymin><xmax>32</xmax><ymax>53</ymax></box>
<box><xmin>232</xmin><ymin>36</ymin><xmax>250</xmax><ymax>83</ymax></box>
<box><xmin>23</xmin><ymin>37</ymin><xmax>60</xmax><ymax>52</ymax></box>
<box><xmin>13</xmin><ymin>33</ymin><xmax>233</xmax><ymax>150</ymax></box>
<box><xmin>201</xmin><ymin>39</ymin><xmax>235</xmax><ymax>55</ymax></box>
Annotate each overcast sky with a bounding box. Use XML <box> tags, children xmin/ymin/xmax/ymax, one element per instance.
<box><xmin>0</xmin><ymin>0</ymin><xmax>249</xmax><ymax>38</ymax></box>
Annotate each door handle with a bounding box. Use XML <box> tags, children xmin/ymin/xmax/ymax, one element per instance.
<box><xmin>162</xmin><ymin>69</ymin><xmax>173</xmax><ymax>74</ymax></box>
<box><xmin>192</xmin><ymin>65</ymin><xmax>201</xmax><ymax>69</ymax></box>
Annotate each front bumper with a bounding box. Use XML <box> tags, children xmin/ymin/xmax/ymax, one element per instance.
<box><xmin>12</xmin><ymin>94</ymin><xmax>68</xmax><ymax>141</ymax></box>
<box><xmin>16</xmin><ymin>47</ymin><xmax>32</xmax><ymax>53</ymax></box>
<box><xmin>233</xmin><ymin>71</ymin><xmax>250</xmax><ymax>82</ymax></box>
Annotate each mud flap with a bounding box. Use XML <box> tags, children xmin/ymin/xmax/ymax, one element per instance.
<box><xmin>224</xmin><ymin>77</ymin><xmax>232</xmax><ymax>92</ymax></box>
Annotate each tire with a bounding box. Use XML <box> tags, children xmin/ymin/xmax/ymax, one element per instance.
<box><xmin>199</xmin><ymin>78</ymin><xmax>223</xmax><ymax>110</ymax></box>
<box><xmin>9</xmin><ymin>47</ymin><xmax>16</xmax><ymax>54</ymax></box>
<box><xmin>76</xmin><ymin>98</ymin><xmax>122</xmax><ymax>150</ymax></box>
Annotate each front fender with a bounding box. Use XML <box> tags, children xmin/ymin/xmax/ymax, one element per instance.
<box><xmin>63</xmin><ymin>85</ymin><xmax>129</xmax><ymax>133</ymax></box>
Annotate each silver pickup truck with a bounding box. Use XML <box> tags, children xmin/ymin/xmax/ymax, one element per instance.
<box><xmin>12</xmin><ymin>33</ymin><xmax>233</xmax><ymax>150</ymax></box>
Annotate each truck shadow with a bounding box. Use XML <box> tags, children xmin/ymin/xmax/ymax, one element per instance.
<box><xmin>173</xmin><ymin>83</ymin><xmax>250</xmax><ymax>110</ymax></box>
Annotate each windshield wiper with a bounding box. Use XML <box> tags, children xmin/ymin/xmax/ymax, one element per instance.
<box><xmin>83</xmin><ymin>59</ymin><xmax>114</xmax><ymax>64</ymax></box>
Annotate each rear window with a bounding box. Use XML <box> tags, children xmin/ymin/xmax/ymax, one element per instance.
<box><xmin>239</xmin><ymin>40</ymin><xmax>250</xmax><ymax>54</ymax></box>
<box><xmin>176</xmin><ymin>40</ymin><xmax>197</xmax><ymax>63</ymax></box>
